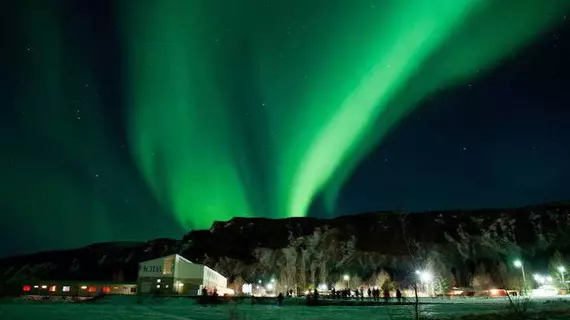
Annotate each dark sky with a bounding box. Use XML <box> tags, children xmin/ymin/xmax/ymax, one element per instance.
<box><xmin>342</xmin><ymin>26</ymin><xmax>570</xmax><ymax>214</ymax></box>
<box><xmin>1</xmin><ymin>1</ymin><xmax>569</xmax><ymax>258</ymax></box>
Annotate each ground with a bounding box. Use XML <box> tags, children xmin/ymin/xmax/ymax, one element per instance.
<box><xmin>1</xmin><ymin>296</ymin><xmax>569</xmax><ymax>320</ymax></box>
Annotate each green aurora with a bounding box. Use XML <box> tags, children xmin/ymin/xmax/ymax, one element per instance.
<box><xmin>121</xmin><ymin>0</ymin><xmax>569</xmax><ymax>229</ymax></box>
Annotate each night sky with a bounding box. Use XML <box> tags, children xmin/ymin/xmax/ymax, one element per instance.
<box><xmin>1</xmin><ymin>0</ymin><xmax>570</xmax><ymax>258</ymax></box>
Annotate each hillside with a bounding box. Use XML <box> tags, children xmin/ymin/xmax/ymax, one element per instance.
<box><xmin>1</xmin><ymin>202</ymin><xmax>570</xmax><ymax>290</ymax></box>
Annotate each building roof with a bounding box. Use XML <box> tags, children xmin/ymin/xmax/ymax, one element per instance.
<box><xmin>138</xmin><ymin>254</ymin><xmax>194</xmax><ymax>265</ymax></box>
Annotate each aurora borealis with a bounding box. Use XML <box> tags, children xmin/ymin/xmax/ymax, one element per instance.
<box><xmin>2</xmin><ymin>0</ymin><xmax>570</xmax><ymax>256</ymax></box>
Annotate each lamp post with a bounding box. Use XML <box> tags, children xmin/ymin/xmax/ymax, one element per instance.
<box><xmin>514</xmin><ymin>260</ymin><xmax>527</xmax><ymax>295</ymax></box>
<box><xmin>416</xmin><ymin>270</ymin><xmax>433</xmax><ymax>296</ymax></box>
<box><xmin>558</xmin><ymin>266</ymin><xmax>566</xmax><ymax>290</ymax></box>
<box><xmin>343</xmin><ymin>274</ymin><xmax>350</xmax><ymax>289</ymax></box>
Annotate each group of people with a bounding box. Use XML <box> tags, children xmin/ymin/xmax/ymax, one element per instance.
<box><xmin>199</xmin><ymin>287</ymin><xmax>219</xmax><ymax>304</ymax></box>
<box><xmin>330</xmin><ymin>287</ymin><xmax>403</xmax><ymax>303</ymax></box>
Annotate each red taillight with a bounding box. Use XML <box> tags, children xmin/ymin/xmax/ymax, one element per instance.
<box><xmin>88</xmin><ymin>287</ymin><xmax>96</xmax><ymax>293</ymax></box>
<box><xmin>103</xmin><ymin>287</ymin><xmax>111</xmax><ymax>293</ymax></box>
<box><xmin>23</xmin><ymin>285</ymin><xmax>31</xmax><ymax>292</ymax></box>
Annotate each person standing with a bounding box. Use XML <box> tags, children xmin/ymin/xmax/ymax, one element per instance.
<box><xmin>396</xmin><ymin>288</ymin><xmax>402</xmax><ymax>304</ymax></box>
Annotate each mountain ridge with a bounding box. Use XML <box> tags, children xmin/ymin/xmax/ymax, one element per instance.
<box><xmin>1</xmin><ymin>201</ymin><xmax>570</xmax><ymax>290</ymax></box>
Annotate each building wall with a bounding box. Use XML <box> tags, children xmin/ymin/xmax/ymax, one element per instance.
<box><xmin>137</xmin><ymin>254</ymin><xmax>229</xmax><ymax>296</ymax></box>
<box><xmin>203</xmin><ymin>266</ymin><xmax>227</xmax><ymax>289</ymax></box>
<box><xmin>138</xmin><ymin>255</ymin><xmax>176</xmax><ymax>278</ymax></box>
<box><xmin>138</xmin><ymin>277</ymin><xmax>174</xmax><ymax>295</ymax></box>
<box><xmin>174</xmin><ymin>257</ymin><xmax>203</xmax><ymax>279</ymax></box>
<box><xmin>17</xmin><ymin>282</ymin><xmax>136</xmax><ymax>296</ymax></box>
<box><xmin>137</xmin><ymin>276</ymin><xmax>203</xmax><ymax>295</ymax></box>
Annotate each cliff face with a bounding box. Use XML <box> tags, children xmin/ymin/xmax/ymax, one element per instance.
<box><xmin>1</xmin><ymin>202</ymin><xmax>570</xmax><ymax>289</ymax></box>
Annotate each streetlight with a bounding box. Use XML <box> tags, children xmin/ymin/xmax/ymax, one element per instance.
<box><xmin>514</xmin><ymin>260</ymin><xmax>527</xmax><ymax>295</ymax></box>
<box><xmin>271</xmin><ymin>278</ymin><xmax>276</xmax><ymax>283</ymax></box>
<box><xmin>343</xmin><ymin>274</ymin><xmax>350</xmax><ymax>289</ymax></box>
<box><xmin>533</xmin><ymin>274</ymin><xmax>545</xmax><ymax>285</ymax></box>
<box><xmin>416</xmin><ymin>270</ymin><xmax>433</xmax><ymax>296</ymax></box>
<box><xmin>558</xmin><ymin>266</ymin><xmax>566</xmax><ymax>289</ymax></box>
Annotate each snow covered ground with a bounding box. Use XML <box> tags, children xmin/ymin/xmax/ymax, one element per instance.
<box><xmin>1</xmin><ymin>296</ymin><xmax>569</xmax><ymax>320</ymax></box>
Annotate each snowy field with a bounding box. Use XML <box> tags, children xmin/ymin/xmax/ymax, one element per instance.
<box><xmin>1</xmin><ymin>296</ymin><xmax>569</xmax><ymax>320</ymax></box>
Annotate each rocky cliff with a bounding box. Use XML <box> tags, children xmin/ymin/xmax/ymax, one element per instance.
<box><xmin>1</xmin><ymin>202</ymin><xmax>570</xmax><ymax>290</ymax></box>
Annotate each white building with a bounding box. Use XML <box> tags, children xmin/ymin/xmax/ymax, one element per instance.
<box><xmin>137</xmin><ymin>254</ymin><xmax>232</xmax><ymax>295</ymax></box>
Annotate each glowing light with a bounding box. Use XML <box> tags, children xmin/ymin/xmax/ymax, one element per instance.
<box><xmin>531</xmin><ymin>285</ymin><xmax>558</xmax><ymax>297</ymax></box>
<box><xmin>514</xmin><ymin>260</ymin><xmax>523</xmax><ymax>268</ymax></box>
<box><xmin>266</xmin><ymin>283</ymin><xmax>274</xmax><ymax>290</ymax></box>
<box><xmin>80</xmin><ymin>286</ymin><xmax>87</xmax><ymax>290</ymax></box>
<box><xmin>343</xmin><ymin>275</ymin><xmax>350</xmax><ymax>281</ymax></box>
<box><xmin>451</xmin><ymin>289</ymin><xmax>464</xmax><ymax>296</ymax></box>
<box><xmin>242</xmin><ymin>283</ymin><xmax>252</xmax><ymax>294</ymax></box>
<box><xmin>41</xmin><ymin>285</ymin><xmax>47</xmax><ymax>289</ymax></box>
<box><xmin>534</xmin><ymin>274</ymin><xmax>552</xmax><ymax>285</ymax></box>
<box><xmin>318</xmin><ymin>284</ymin><xmax>328</xmax><ymax>291</ymax></box>
<box><xmin>417</xmin><ymin>271</ymin><xmax>433</xmax><ymax>283</ymax></box>
<box><xmin>558</xmin><ymin>266</ymin><xmax>566</xmax><ymax>273</ymax></box>
<box><xmin>119</xmin><ymin>0</ymin><xmax>570</xmax><ymax>228</ymax></box>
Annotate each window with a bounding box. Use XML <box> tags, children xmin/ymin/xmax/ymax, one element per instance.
<box><xmin>63</xmin><ymin>286</ymin><xmax>71</xmax><ymax>292</ymax></box>
<box><xmin>22</xmin><ymin>285</ymin><xmax>31</xmax><ymax>292</ymax></box>
<box><xmin>88</xmin><ymin>287</ymin><xmax>96</xmax><ymax>293</ymax></box>
<box><xmin>163</xmin><ymin>257</ymin><xmax>174</xmax><ymax>275</ymax></box>
<box><xmin>130</xmin><ymin>287</ymin><xmax>136</xmax><ymax>293</ymax></box>
<box><xmin>49</xmin><ymin>286</ymin><xmax>57</xmax><ymax>292</ymax></box>
<box><xmin>103</xmin><ymin>287</ymin><xmax>111</xmax><ymax>293</ymax></box>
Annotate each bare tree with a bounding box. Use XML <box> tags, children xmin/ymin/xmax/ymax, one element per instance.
<box><xmin>281</xmin><ymin>246</ymin><xmax>297</xmax><ymax>290</ymax></box>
